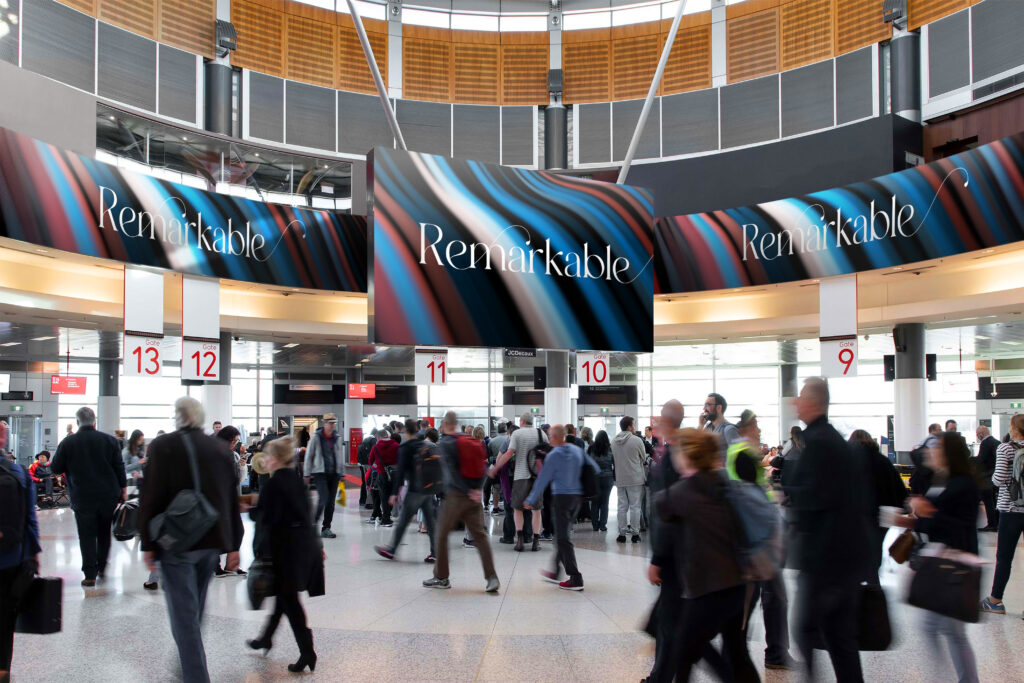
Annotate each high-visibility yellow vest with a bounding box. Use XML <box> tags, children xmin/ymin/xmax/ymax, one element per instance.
<box><xmin>726</xmin><ymin>441</ymin><xmax>773</xmax><ymax>501</ymax></box>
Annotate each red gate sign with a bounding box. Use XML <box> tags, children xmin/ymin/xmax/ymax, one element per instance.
<box><xmin>50</xmin><ymin>376</ymin><xmax>87</xmax><ymax>395</ymax></box>
<box><xmin>349</xmin><ymin>427</ymin><xmax>363</xmax><ymax>465</ymax></box>
<box><xmin>348</xmin><ymin>383</ymin><xmax>376</xmax><ymax>399</ymax></box>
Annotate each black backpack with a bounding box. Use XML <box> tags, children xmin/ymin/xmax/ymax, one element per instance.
<box><xmin>415</xmin><ymin>442</ymin><xmax>445</xmax><ymax>494</ymax></box>
<box><xmin>0</xmin><ymin>461</ymin><xmax>28</xmax><ymax>554</ymax></box>
<box><xmin>357</xmin><ymin>436</ymin><xmax>376</xmax><ymax>466</ymax></box>
<box><xmin>527</xmin><ymin>429</ymin><xmax>553</xmax><ymax>478</ymax></box>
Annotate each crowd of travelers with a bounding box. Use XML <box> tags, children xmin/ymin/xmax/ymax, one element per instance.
<box><xmin>1</xmin><ymin>376</ymin><xmax>1022</xmax><ymax>682</ymax></box>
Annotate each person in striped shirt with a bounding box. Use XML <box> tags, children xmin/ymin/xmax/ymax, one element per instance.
<box><xmin>980</xmin><ymin>413</ymin><xmax>1024</xmax><ymax>615</ymax></box>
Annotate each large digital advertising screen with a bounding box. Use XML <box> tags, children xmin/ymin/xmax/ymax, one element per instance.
<box><xmin>369</xmin><ymin>148</ymin><xmax>655</xmax><ymax>352</ymax></box>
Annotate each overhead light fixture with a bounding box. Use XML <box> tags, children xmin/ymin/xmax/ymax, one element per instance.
<box><xmin>0</xmin><ymin>342</ymin><xmax>21</xmax><ymax>347</ymax></box>
<box><xmin>254</xmin><ymin>152</ymin><xmax>260</xmax><ymax>158</ymax></box>
<box><xmin>283</xmin><ymin>343</ymin><xmax>298</xmax><ymax>348</ymax></box>
<box><xmin>31</xmin><ymin>336</ymin><xmax>56</xmax><ymax>341</ymax></box>
<box><xmin>108</xmin><ymin>115</ymin><xmax>116</xmax><ymax>121</ymax></box>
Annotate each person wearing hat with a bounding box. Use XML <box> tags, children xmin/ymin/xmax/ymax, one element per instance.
<box><xmin>727</xmin><ymin>409</ymin><xmax>797</xmax><ymax>671</ymax></box>
<box><xmin>304</xmin><ymin>414</ymin><xmax>345</xmax><ymax>538</ymax></box>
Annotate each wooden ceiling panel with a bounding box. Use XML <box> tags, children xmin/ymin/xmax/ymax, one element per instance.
<box><xmin>563</xmin><ymin>41</ymin><xmax>610</xmax><ymax>104</ymax></box>
<box><xmin>454</xmin><ymin>42</ymin><xmax>500</xmax><ymax>105</ymax></box>
<box><xmin>726</xmin><ymin>7</ymin><xmax>780</xmax><ymax>83</ymax></box>
<box><xmin>501</xmin><ymin>44</ymin><xmax>548</xmax><ymax>105</ymax></box>
<box><xmin>908</xmin><ymin>0</ymin><xmax>971</xmax><ymax>30</ymax></box>
<box><xmin>338</xmin><ymin>26</ymin><xmax>386</xmax><ymax>94</ymax></box>
<box><xmin>231</xmin><ymin>0</ymin><xmax>285</xmax><ymax>75</ymax></box>
<box><xmin>780</xmin><ymin>0</ymin><xmax>833</xmax><ymax>70</ymax></box>
<box><xmin>404</xmin><ymin>37</ymin><xmax>452</xmax><ymax>102</ymax></box>
<box><xmin>98</xmin><ymin>0</ymin><xmax>158</xmax><ymax>39</ymax></box>
<box><xmin>836</xmin><ymin>0</ymin><xmax>892</xmax><ymax>55</ymax></box>
<box><xmin>57</xmin><ymin>0</ymin><xmax>97</xmax><ymax>15</ymax></box>
<box><xmin>612</xmin><ymin>34</ymin><xmax>660</xmax><ymax>101</ymax></box>
<box><xmin>662</xmin><ymin>24</ymin><xmax>712</xmax><ymax>94</ymax></box>
<box><xmin>285</xmin><ymin>14</ymin><xmax>337</xmax><ymax>87</ymax></box>
<box><xmin>159</xmin><ymin>0</ymin><xmax>216</xmax><ymax>58</ymax></box>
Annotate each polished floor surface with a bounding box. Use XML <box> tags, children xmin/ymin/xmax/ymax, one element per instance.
<box><xmin>11</xmin><ymin>491</ymin><xmax>1024</xmax><ymax>682</ymax></box>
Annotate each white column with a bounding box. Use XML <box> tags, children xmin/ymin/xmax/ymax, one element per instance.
<box><xmin>344</xmin><ymin>397</ymin><xmax>363</xmax><ymax>446</ymax></box>
<box><xmin>711</xmin><ymin>0</ymin><xmax>727</xmax><ymax>88</ymax></box>
<box><xmin>97</xmin><ymin>396</ymin><xmax>120</xmax><ymax>434</ymax></box>
<box><xmin>201</xmin><ymin>384</ymin><xmax>232</xmax><ymax>432</ymax></box>
<box><xmin>894</xmin><ymin>379</ymin><xmax>927</xmax><ymax>452</ymax></box>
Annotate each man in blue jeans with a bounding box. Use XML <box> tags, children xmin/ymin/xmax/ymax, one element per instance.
<box><xmin>138</xmin><ymin>397</ymin><xmax>244</xmax><ymax>683</ymax></box>
<box><xmin>526</xmin><ymin>424</ymin><xmax>599</xmax><ymax>591</ymax></box>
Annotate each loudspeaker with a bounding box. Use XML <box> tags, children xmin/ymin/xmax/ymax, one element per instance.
<box><xmin>892</xmin><ymin>326</ymin><xmax>907</xmax><ymax>352</ymax></box>
<box><xmin>547</xmin><ymin>69</ymin><xmax>563</xmax><ymax>96</ymax></box>
<box><xmin>534</xmin><ymin>367</ymin><xmax>547</xmax><ymax>390</ymax></box>
<box><xmin>926</xmin><ymin>353</ymin><xmax>937</xmax><ymax>381</ymax></box>
<box><xmin>883</xmin><ymin>355</ymin><xmax>895</xmax><ymax>382</ymax></box>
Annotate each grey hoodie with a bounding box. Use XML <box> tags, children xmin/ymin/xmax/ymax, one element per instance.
<box><xmin>611</xmin><ymin>431</ymin><xmax>647</xmax><ymax>487</ymax></box>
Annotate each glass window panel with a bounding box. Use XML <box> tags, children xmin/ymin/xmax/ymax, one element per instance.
<box><xmin>403</xmin><ymin>8</ymin><xmax>451</xmax><ymax>28</ymax></box>
<box><xmin>612</xmin><ymin>5</ymin><xmax>661</xmax><ymax>26</ymax></box>
<box><xmin>452</xmin><ymin>13</ymin><xmax>499</xmax><ymax>31</ymax></box>
<box><xmin>663</xmin><ymin>0</ymin><xmax>712</xmax><ymax>17</ymax></box>
<box><xmin>499</xmin><ymin>15</ymin><xmax>548</xmax><ymax>32</ymax></box>
<box><xmin>563</xmin><ymin>10</ymin><xmax>611</xmax><ymax>31</ymax></box>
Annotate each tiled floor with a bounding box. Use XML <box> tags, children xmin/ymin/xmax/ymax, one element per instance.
<box><xmin>11</xmin><ymin>497</ymin><xmax>1024</xmax><ymax>681</ymax></box>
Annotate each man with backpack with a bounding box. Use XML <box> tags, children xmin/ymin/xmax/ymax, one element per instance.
<box><xmin>357</xmin><ymin>429</ymin><xmax>378</xmax><ymax>509</ymax></box>
<box><xmin>375</xmin><ymin>419</ymin><xmax>441</xmax><ymax>563</ymax></box>
<box><xmin>303</xmin><ymin>414</ymin><xmax>345</xmax><ymax>539</ymax></box>
<box><xmin>0</xmin><ymin>419</ymin><xmax>42</xmax><ymax>680</ymax></box>
<box><xmin>489</xmin><ymin>413</ymin><xmax>549</xmax><ymax>552</ymax></box>
<box><xmin>51</xmin><ymin>407</ymin><xmax>126</xmax><ymax>587</ymax></box>
<box><xmin>727</xmin><ymin>410</ymin><xmax>796</xmax><ymax>671</ymax></box>
<box><xmin>423</xmin><ymin>411</ymin><xmax>499</xmax><ymax>593</ymax></box>
<box><xmin>526</xmin><ymin>425</ymin><xmax>599</xmax><ymax>591</ymax></box>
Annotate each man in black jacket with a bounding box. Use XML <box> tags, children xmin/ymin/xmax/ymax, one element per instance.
<box><xmin>51</xmin><ymin>407</ymin><xmax>126</xmax><ymax>586</ymax></box>
<box><xmin>374</xmin><ymin>419</ymin><xmax>438</xmax><ymax>562</ymax></box>
<box><xmin>975</xmin><ymin>425</ymin><xmax>1000</xmax><ymax>531</ymax></box>
<box><xmin>137</xmin><ymin>397</ymin><xmax>244</xmax><ymax>683</ymax></box>
<box><xmin>787</xmin><ymin>378</ymin><xmax>872</xmax><ymax>683</ymax></box>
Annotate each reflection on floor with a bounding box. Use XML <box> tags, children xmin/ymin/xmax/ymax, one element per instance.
<box><xmin>12</xmin><ymin>494</ymin><xmax>1024</xmax><ymax>682</ymax></box>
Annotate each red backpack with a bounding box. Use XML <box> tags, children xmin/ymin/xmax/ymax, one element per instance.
<box><xmin>455</xmin><ymin>435</ymin><xmax>488</xmax><ymax>481</ymax></box>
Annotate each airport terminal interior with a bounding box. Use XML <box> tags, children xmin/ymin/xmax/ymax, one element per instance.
<box><xmin>2</xmin><ymin>0</ymin><xmax>1024</xmax><ymax>680</ymax></box>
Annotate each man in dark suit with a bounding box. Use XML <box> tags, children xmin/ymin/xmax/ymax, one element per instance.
<box><xmin>975</xmin><ymin>425</ymin><xmax>1000</xmax><ymax>531</ymax></box>
<box><xmin>787</xmin><ymin>378</ymin><xmax>872</xmax><ymax>683</ymax></box>
<box><xmin>137</xmin><ymin>396</ymin><xmax>244</xmax><ymax>683</ymax></box>
<box><xmin>51</xmin><ymin>407</ymin><xmax>126</xmax><ymax>587</ymax></box>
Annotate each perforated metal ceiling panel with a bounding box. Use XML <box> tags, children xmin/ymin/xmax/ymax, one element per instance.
<box><xmin>397</xmin><ymin>100</ymin><xmax>452</xmax><ymax>158</ymax></box>
<box><xmin>452</xmin><ymin>105</ymin><xmax>500</xmax><ymax>164</ymax></box>
<box><xmin>248</xmin><ymin>71</ymin><xmax>284</xmax><ymax>143</ymax></box>
<box><xmin>158</xmin><ymin>45</ymin><xmax>197</xmax><ymax>124</ymax></box>
<box><xmin>98</xmin><ymin>23</ymin><xmax>157</xmax><ymax>112</ymax></box>
<box><xmin>338</xmin><ymin>91</ymin><xmax>394</xmax><ymax>156</ymax></box>
<box><xmin>577</xmin><ymin>102</ymin><xmax>611</xmax><ymax>165</ymax></box>
<box><xmin>781</xmin><ymin>59</ymin><xmax>833</xmax><ymax>137</ymax></box>
<box><xmin>501</xmin><ymin>106</ymin><xmax>534</xmax><ymax>166</ymax></box>
<box><xmin>22</xmin><ymin>0</ymin><xmax>96</xmax><ymax>93</ymax></box>
<box><xmin>0</xmin><ymin>9</ymin><xmax>16</xmax><ymax>65</ymax></box>
<box><xmin>835</xmin><ymin>47</ymin><xmax>872</xmax><ymax>125</ymax></box>
<box><xmin>612</xmin><ymin>99</ymin><xmax>660</xmax><ymax>162</ymax></box>
<box><xmin>286</xmin><ymin>81</ymin><xmax>336</xmax><ymax>150</ymax></box>
<box><xmin>971</xmin><ymin>0</ymin><xmax>1024</xmax><ymax>83</ymax></box>
<box><xmin>661</xmin><ymin>88</ymin><xmax>718</xmax><ymax>157</ymax></box>
<box><xmin>720</xmin><ymin>75</ymin><xmax>779</xmax><ymax>149</ymax></box>
<box><xmin>927</xmin><ymin>10</ymin><xmax>970</xmax><ymax>97</ymax></box>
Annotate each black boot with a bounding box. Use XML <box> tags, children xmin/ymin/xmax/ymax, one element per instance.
<box><xmin>514</xmin><ymin>530</ymin><xmax>524</xmax><ymax>552</ymax></box>
<box><xmin>532</xmin><ymin>533</ymin><xmax>541</xmax><ymax>551</ymax></box>
<box><xmin>288</xmin><ymin>629</ymin><xmax>317</xmax><ymax>673</ymax></box>
<box><xmin>246</xmin><ymin>636</ymin><xmax>272</xmax><ymax>654</ymax></box>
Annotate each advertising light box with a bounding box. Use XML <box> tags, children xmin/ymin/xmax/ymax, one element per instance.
<box><xmin>50</xmin><ymin>376</ymin><xmax>87</xmax><ymax>395</ymax></box>
<box><xmin>369</xmin><ymin>148</ymin><xmax>654</xmax><ymax>352</ymax></box>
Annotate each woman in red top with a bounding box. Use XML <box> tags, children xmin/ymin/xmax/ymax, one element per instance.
<box><xmin>368</xmin><ymin>429</ymin><xmax>399</xmax><ymax>527</ymax></box>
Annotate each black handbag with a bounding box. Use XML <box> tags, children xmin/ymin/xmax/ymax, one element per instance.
<box><xmin>113</xmin><ymin>498</ymin><xmax>139</xmax><ymax>542</ymax></box>
<box><xmin>907</xmin><ymin>551</ymin><xmax>982</xmax><ymax>623</ymax></box>
<box><xmin>148</xmin><ymin>432</ymin><xmax>220</xmax><ymax>555</ymax></box>
<box><xmin>856</xmin><ymin>584</ymin><xmax>892</xmax><ymax>651</ymax></box>
<box><xmin>246</xmin><ymin>558</ymin><xmax>275</xmax><ymax>610</ymax></box>
<box><xmin>15</xmin><ymin>576</ymin><xmax>63</xmax><ymax>634</ymax></box>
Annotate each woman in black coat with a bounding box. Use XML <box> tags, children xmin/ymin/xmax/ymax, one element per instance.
<box><xmin>246</xmin><ymin>437</ymin><xmax>322</xmax><ymax>673</ymax></box>
<box><xmin>848</xmin><ymin>429</ymin><xmax>908</xmax><ymax>583</ymax></box>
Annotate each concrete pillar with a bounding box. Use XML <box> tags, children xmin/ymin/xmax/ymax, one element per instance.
<box><xmin>344</xmin><ymin>367</ymin><xmax>364</xmax><ymax>454</ymax></box>
<box><xmin>893</xmin><ymin>322</ymin><xmax>927</xmax><ymax>463</ymax></box>
<box><xmin>201</xmin><ymin>331</ymin><xmax>232</xmax><ymax>431</ymax></box>
<box><xmin>891</xmin><ymin>30</ymin><xmax>921</xmax><ymax>123</ymax></box>
<box><xmin>779</xmin><ymin>340</ymin><xmax>799</xmax><ymax>441</ymax></box>
<box><xmin>544</xmin><ymin>350</ymin><xmax>570</xmax><ymax>427</ymax></box>
<box><xmin>544</xmin><ymin>105</ymin><xmax>568</xmax><ymax>170</ymax></box>
<box><xmin>97</xmin><ymin>359</ymin><xmax>120</xmax><ymax>433</ymax></box>
<box><xmin>205</xmin><ymin>0</ymin><xmax>233</xmax><ymax>135</ymax></box>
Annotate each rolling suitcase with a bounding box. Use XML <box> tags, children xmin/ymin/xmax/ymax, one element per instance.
<box><xmin>15</xmin><ymin>575</ymin><xmax>63</xmax><ymax>634</ymax></box>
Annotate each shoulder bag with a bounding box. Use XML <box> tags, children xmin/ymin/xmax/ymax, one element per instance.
<box><xmin>148</xmin><ymin>432</ymin><xmax>220</xmax><ymax>555</ymax></box>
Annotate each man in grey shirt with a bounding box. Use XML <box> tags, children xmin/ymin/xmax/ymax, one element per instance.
<box><xmin>490</xmin><ymin>412</ymin><xmax>548</xmax><ymax>552</ymax></box>
<box><xmin>701</xmin><ymin>392</ymin><xmax>741</xmax><ymax>447</ymax></box>
<box><xmin>485</xmin><ymin>422</ymin><xmax>510</xmax><ymax>514</ymax></box>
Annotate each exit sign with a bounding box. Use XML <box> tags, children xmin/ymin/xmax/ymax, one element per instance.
<box><xmin>1012</xmin><ymin>402</ymin><xmax>1022</xmax><ymax>409</ymax></box>
<box><xmin>530</xmin><ymin>407</ymin><xmax>539</xmax><ymax>414</ymax></box>
<box><xmin>11</xmin><ymin>405</ymin><xmax>22</xmax><ymax>412</ymax></box>
<box><xmin>600</xmin><ymin>407</ymin><xmax>610</xmax><ymax>415</ymax></box>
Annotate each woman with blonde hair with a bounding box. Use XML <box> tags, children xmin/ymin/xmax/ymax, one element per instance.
<box><xmin>246</xmin><ymin>437</ymin><xmax>320</xmax><ymax>673</ymax></box>
<box><xmin>656</xmin><ymin>428</ymin><xmax>758</xmax><ymax>682</ymax></box>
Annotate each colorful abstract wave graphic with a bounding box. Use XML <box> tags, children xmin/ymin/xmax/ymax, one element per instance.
<box><xmin>0</xmin><ymin>127</ymin><xmax>367</xmax><ymax>292</ymax></box>
<box><xmin>370</xmin><ymin>148</ymin><xmax>655</xmax><ymax>352</ymax></box>
<box><xmin>654</xmin><ymin>132</ymin><xmax>1024</xmax><ymax>293</ymax></box>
